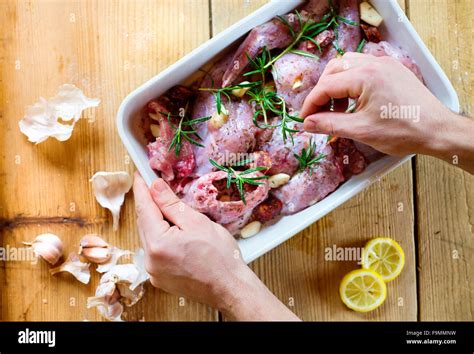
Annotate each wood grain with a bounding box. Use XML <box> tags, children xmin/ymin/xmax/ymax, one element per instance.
<box><xmin>0</xmin><ymin>0</ymin><xmax>217</xmax><ymax>321</ymax></box>
<box><xmin>407</xmin><ymin>0</ymin><xmax>474</xmax><ymax>321</ymax></box>
<box><xmin>212</xmin><ymin>0</ymin><xmax>417</xmax><ymax>321</ymax></box>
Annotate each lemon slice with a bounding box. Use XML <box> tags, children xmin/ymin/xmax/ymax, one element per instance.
<box><xmin>339</xmin><ymin>269</ymin><xmax>387</xmax><ymax>312</ymax></box>
<box><xmin>362</xmin><ymin>238</ymin><xmax>405</xmax><ymax>282</ymax></box>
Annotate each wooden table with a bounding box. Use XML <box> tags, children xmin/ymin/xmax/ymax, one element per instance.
<box><xmin>0</xmin><ymin>0</ymin><xmax>472</xmax><ymax>321</ymax></box>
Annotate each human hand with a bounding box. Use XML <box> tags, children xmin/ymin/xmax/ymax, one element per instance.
<box><xmin>300</xmin><ymin>52</ymin><xmax>454</xmax><ymax>157</ymax></box>
<box><xmin>133</xmin><ymin>173</ymin><xmax>300</xmax><ymax>320</ymax></box>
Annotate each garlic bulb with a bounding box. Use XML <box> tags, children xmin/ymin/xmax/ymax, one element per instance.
<box><xmin>90</xmin><ymin>171</ymin><xmax>132</xmax><ymax>231</ymax></box>
<box><xmin>79</xmin><ymin>234</ymin><xmax>111</xmax><ymax>264</ymax></box>
<box><xmin>50</xmin><ymin>253</ymin><xmax>91</xmax><ymax>284</ymax></box>
<box><xmin>23</xmin><ymin>233</ymin><xmax>64</xmax><ymax>265</ymax></box>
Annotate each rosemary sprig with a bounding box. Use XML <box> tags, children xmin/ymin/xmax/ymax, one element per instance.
<box><xmin>356</xmin><ymin>38</ymin><xmax>367</xmax><ymax>53</ymax></box>
<box><xmin>167</xmin><ymin>113</ymin><xmax>211</xmax><ymax>156</ymax></box>
<box><xmin>209</xmin><ymin>159</ymin><xmax>269</xmax><ymax>205</ymax></box>
<box><xmin>199</xmin><ymin>81</ymin><xmax>261</xmax><ymax>115</ymax></box>
<box><xmin>294</xmin><ymin>139</ymin><xmax>327</xmax><ymax>174</ymax></box>
<box><xmin>246</xmin><ymin>84</ymin><xmax>304</xmax><ymax>143</ymax></box>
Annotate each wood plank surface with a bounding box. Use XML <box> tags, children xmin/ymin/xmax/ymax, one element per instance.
<box><xmin>212</xmin><ymin>0</ymin><xmax>417</xmax><ymax>321</ymax></box>
<box><xmin>0</xmin><ymin>0</ymin><xmax>471</xmax><ymax>322</ymax></box>
<box><xmin>0</xmin><ymin>0</ymin><xmax>217</xmax><ymax>321</ymax></box>
<box><xmin>407</xmin><ymin>0</ymin><xmax>474</xmax><ymax>321</ymax></box>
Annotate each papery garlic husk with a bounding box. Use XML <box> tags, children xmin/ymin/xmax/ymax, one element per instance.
<box><xmin>79</xmin><ymin>234</ymin><xmax>111</xmax><ymax>264</ymax></box>
<box><xmin>87</xmin><ymin>285</ymin><xmax>124</xmax><ymax>322</ymax></box>
<box><xmin>50</xmin><ymin>253</ymin><xmax>91</xmax><ymax>284</ymax></box>
<box><xmin>23</xmin><ymin>233</ymin><xmax>64</xmax><ymax>265</ymax></box>
<box><xmin>90</xmin><ymin>171</ymin><xmax>132</xmax><ymax>231</ymax></box>
<box><xmin>101</xmin><ymin>264</ymin><xmax>140</xmax><ymax>285</ymax></box>
<box><xmin>96</xmin><ymin>247</ymin><xmax>133</xmax><ymax>273</ymax></box>
<box><xmin>18</xmin><ymin>84</ymin><xmax>100</xmax><ymax>144</ymax></box>
<box><xmin>117</xmin><ymin>283</ymin><xmax>145</xmax><ymax>307</ymax></box>
<box><xmin>130</xmin><ymin>248</ymin><xmax>150</xmax><ymax>290</ymax></box>
<box><xmin>98</xmin><ymin>301</ymin><xmax>124</xmax><ymax>322</ymax></box>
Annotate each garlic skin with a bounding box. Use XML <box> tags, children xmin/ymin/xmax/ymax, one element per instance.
<box><xmin>23</xmin><ymin>233</ymin><xmax>64</xmax><ymax>265</ymax></box>
<box><xmin>90</xmin><ymin>172</ymin><xmax>132</xmax><ymax>231</ymax></box>
<box><xmin>89</xmin><ymin>250</ymin><xmax>149</xmax><ymax>321</ymax></box>
<box><xmin>18</xmin><ymin>84</ymin><xmax>100</xmax><ymax>144</ymax></box>
<box><xmin>130</xmin><ymin>248</ymin><xmax>150</xmax><ymax>290</ymax></box>
<box><xmin>87</xmin><ymin>284</ymin><xmax>123</xmax><ymax>322</ymax></box>
<box><xmin>79</xmin><ymin>234</ymin><xmax>111</xmax><ymax>264</ymax></box>
<box><xmin>50</xmin><ymin>253</ymin><xmax>91</xmax><ymax>284</ymax></box>
<box><xmin>96</xmin><ymin>247</ymin><xmax>133</xmax><ymax>273</ymax></box>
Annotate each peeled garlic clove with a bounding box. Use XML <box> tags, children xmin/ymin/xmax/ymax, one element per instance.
<box><xmin>23</xmin><ymin>233</ymin><xmax>64</xmax><ymax>265</ymax></box>
<box><xmin>360</xmin><ymin>1</ymin><xmax>383</xmax><ymax>27</ymax></box>
<box><xmin>50</xmin><ymin>253</ymin><xmax>91</xmax><ymax>284</ymax></box>
<box><xmin>292</xmin><ymin>75</ymin><xmax>303</xmax><ymax>90</ymax></box>
<box><xmin>148</xmin><ymin>113</ymin><xmax>160</xmax><ymax>121</ymax></box>
<box><xmin>90</xmin><ymin>172</ymin><xmax>132</xmax><ymax>231</ymax></box>
<box><xmin>96</xmin><ymin>247</ymin><xmax>133</xmax><ymax>273</ymax></box>
<box><xmin>79</xmin><ymin>234</ymin><xmax>111</xmax><ymax>264</ymax></box>
<box><xmin>231</xmin><ymin>81</ymin><xmax>251</xmax><ymax>98</ymax></box>
<box><xmin>209</xmin><ymin>111</ymin><xmax>229</xmax><ymax>130</ymax></box>
<box><xmin>87</xmin><ymin>282</ymin><xmax>119</xmax><ymax>309</ymax></box>
<box><xmin>150</xmin><ymin>124</ymin><xmax>161</xmax><ymax>138</ymax></box>
<box><xmin>268</xmin><ymin>173</ymin><xmax>290</xmax><ymax>189</ymax></box>
<box><xmin>241</xmin><ymin>221</ymin><xmax>262</xmax><ymax>239</ymax></box>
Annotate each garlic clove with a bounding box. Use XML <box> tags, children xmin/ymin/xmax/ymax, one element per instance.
<box><xmin>208</xmin><ymin>111</ymin><xmax>229</xmax><ymax>130</ymax></box>
<box><xmin>23</xmin><ymin>233</ymin><xmax>64</xmax><ymax>265</ymax></box>
<box><xmin>98</xmin><ymin>301</ymin><xmax>124</xmax><ymax>322</ymax></box>
<box><xmin>150</xmin><ymin>124</ymin><xmax>161</xmax><ymax>138</ymax></box>
<box><xmin>148</xmin><ymin>113</ymin><xmax>160</xmax><ymax>121</ymax></box>
<box><xmin>231</xmin><ymin>81</ymin><xmax>251</xmax><ymax>98</ymax></box>
<box><xmin>88</xmin><ymin>287</ymin><xmax>123</xmax><ymax>322</ymax></box>
<box><xmin>80</xmin><ymin>234</ymin><xmax>109</xmax><ymax>248</ymax></box>
<box><xmin>50</xmin><ymin>253</ymin><xmax>91</xmax><ymax>284</ymax></box>
<box><xmin>96</xmin><ymin>247</ymin><xmax>133</xmax><ymax>273</ymax></box>
<box><xmin>360</xmin><ymin>1</ymin><xmax>383</xmax><ymax>27</ymax></box>
<box><xmin>90</xmin><ymin>172</ymin><xmax>132</xmax><ymax>231</ymax></box>
<box><xmin>241</xmin><ymin>221</ymin><xmax>262</xmax><ymax>239</ymax></box>
<box><xmin>81</xmin><ymin>247</ymin><xmax>111</xmax><ymax>264</ymax></box>
<box><xmin>79</xmin><ymin>234</ymin><xmax>111</xmax><ymax>264</ymax></box>
<box><xmin>268</xmin><ymin>173</ymin><xmax>291</xmax><ymax>189</ymax></box>
<box><xmin>292</xmin><ymin>75</ymin><xmax>303</xmax><ymax>90</ymax></box>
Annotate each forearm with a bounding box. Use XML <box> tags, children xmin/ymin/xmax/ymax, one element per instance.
<box><xmin>217</xmin><ymin>265</ymin><xmax>301</xmax><ymax>321</ymax></box>
<box><xmin>422</xmin><ymin>110</ymin><xmax>474</xmax><ymax>174</ymax></box>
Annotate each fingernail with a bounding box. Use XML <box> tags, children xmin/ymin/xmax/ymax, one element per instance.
<box><xmin>303</xmin><ymin>118</ymin><xmax>318</xmax><ymax>132</ymax></box>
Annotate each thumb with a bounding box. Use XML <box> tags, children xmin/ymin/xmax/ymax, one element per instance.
<box><xmin>303</xmin><ymin>112</ymin><xmax>361</xmax><ymax>139</ymax></box>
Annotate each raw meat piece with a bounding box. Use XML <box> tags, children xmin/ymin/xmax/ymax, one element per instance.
<box><xmin>363</xmin><ymin>41</ymin><xmax>424</xmax><ymax>81</ymax></box>
<box><xmin>273</xmin><ymin>0</ymin><xmax>361</xmax><ymax>111</ymax></box>
<box><xmin>182</xmin><ymin>171</ymin><xmax>269</xmax><ymax>226</ymax></box>
<box><xmin>221</xmin><ymin>0</ymin><xmax>331</xmax><ymax>87</ymax></box>
<box><xmin>146</xmin><ymin>97</ymin><xmax>196</xmax><ymax>182</ymax></box>
<box><xmin>262</xmin><ymin>125</ymin><xmax>328</xmax><ymax>176</ymax></box>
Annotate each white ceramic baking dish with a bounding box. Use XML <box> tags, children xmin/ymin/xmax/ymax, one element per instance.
<box><xmin>117</xmin><ymin>0</ymin><xmax>459</xmax><ymax>263</ymax></box>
